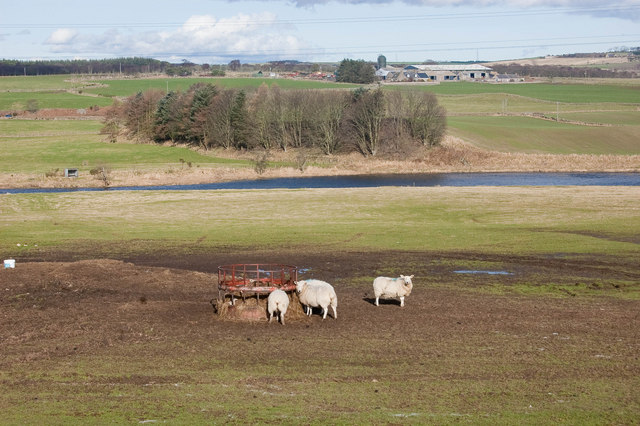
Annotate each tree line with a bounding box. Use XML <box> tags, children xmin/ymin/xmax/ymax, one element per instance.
<box><xmin>0</xmin><ymin>58</ymin><xmax>169</xmax><ymax>76</ymax></box>
<box><xmin>491</xmin><ymin>63</ymin><xmax>639</xmax><ymax>79</ymax></box>
<box><xmin>103</xmin><ymin>83</ymin><xmax>446</xmax><ymax>156</ymax></box>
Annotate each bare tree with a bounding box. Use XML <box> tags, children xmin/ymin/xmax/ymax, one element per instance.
<box><xmin>123</xmin><ymin>90</ymin><xmax>164</xmax><ymax>141</ymax></box>
<box><xmin>406</xmin><ymin>91</ymin><xmax>447</xmax><ymax>147</ymax></box>
<box><xmin>90</xmin><ymin>164</ymin><xmax>112</xmax><ymax>188</ymax></box>
<box><xmin>283</xmin><ymin>90</ymin><xmax>307</xmax><ymax>148</ymax></box>
<box><xmin>248</xmin><ymin>83</ymin><xmax>275</xmax><ymax>150</ymax></box>
<box><xmin>311</xmin><ymin>91</ymin><xmax>348</xmax><ymax>155</ymax></box>
<box><xmin>202</xmin><ymin>90</ymin><xmax>236</xmax><ymax>149</ymax></box>
<box><xmin>270</xmin><ymin>85</ymin><xmax>289</xmax><ymax>151</ymax></box>
<box><xmin>100</xmin><ymin>100</ymin><xmax>124</xmax><ymax>143</ymax></box>
<box><xmin>384</xmin><ymin>90</ymin><xmax>409</xmax><ymax>150</ymax></box>
<box><xmin>348</xmin><ymin>88</ymin><xmax>385</xmax><ymax>156</ymax></box>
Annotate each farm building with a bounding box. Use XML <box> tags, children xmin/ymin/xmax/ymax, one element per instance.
<box><xmin>378</xmin><ymin>64</ymin><xmax>493</xmax><ymax>82</ymax></box>
<box><xmin>375</xmin><ymin>66</ymin><xmax>403</xmax><ymax>80</ymax></box>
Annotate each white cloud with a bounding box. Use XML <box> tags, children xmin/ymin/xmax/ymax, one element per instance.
<box><xmin>45</xmin><ymin>28</ymin><xmax>78</xmax><ymax>45</ymax></box>
<box><xmin>40</xmin><ymin>13</ymin><xmax>311</xmax><ymax>62</ymax></box>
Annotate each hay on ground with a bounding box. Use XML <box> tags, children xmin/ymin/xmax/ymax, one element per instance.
<box><xmin>212</xmin><ymin>291</ymin><xmax>308</xmax><ymax>323</ymax></box>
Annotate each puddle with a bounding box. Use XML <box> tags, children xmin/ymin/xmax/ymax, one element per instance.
<box><xmin>454</xmin><ymin>270</ymin><xmax>513</xmax><ymax>275</ymax></box>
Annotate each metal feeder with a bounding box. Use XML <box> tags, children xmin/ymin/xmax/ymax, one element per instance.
<box><xmin>217</xmin><ymin>263</ymin><xmax>298</xmax><ymax>305</ymax></box>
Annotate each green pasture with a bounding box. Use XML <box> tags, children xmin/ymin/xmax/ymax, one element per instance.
<box><xmin>447</xmin><ymin>115</ymin><xmax>640</xmax><ymax>154</ymax></box>
<box><xmin>2</xmin><ymin>186</ymin><xmax>639</xmax><ymax>260</ymax></box>
<box><xmin>0</xmin><ymin>118</ymin><xmax>102</xmax><ymax>136</ymax></box>
<box><xmin>558</xmin><ymin>110</ymin><xmax>640</xmax><ymax>125</ymax></box>
<box><xmin>1</xmin><ymin>75</ymin><xmax>640</xmax><ymax>155</ymax></box>
<box><xmin>439</xmin><ymin>93</ymin><xmax>640</xmax><ymax>116</ymax></box>
<box><xmin>0</xmin><ymin>120</ymin><xmax>249</xmax><ymax>173</ymax></box>
<box><xmin>391</xmin><ymin>81</ymin><xmax>640</xmax><ymax>104</ymax></box>
<box><xmin>0</xmin><ymin>76</ymin><xmax>356</xmax><ymax>109</ymax></box>
<box><xmin>0</xmin><ymin>91</ymin><xmax>112</xmax><ymax>111</ymax></box>
<box><xmin>0</xmin><ymin>75</ymin><xmax>77</xmax><ymax>91</ymax></box>
<box><xmin>83</xmin><ymin>77</ymin><xmax>358</xmax><ymax>98</ymax></box>
<box><xmin>3</xmin><ymin>349</ymin><xmax>637</xmax><ymax>425</ymax></box>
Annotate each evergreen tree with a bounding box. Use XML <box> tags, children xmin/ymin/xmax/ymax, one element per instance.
<box><xmin>336</xmin><ymin>59</ymin><xmax>375</xmax><ymax>84</ymax></box>
<box><xmin>230</xmin><ymin>90</ymin><xmax>250</xmax><ymax>149</ymax></box>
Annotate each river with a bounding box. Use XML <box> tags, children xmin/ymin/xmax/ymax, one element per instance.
<box><xmin>2</xmin><ymin>172</ymin><xmax>640</xmax><ymax>194</ymax></box>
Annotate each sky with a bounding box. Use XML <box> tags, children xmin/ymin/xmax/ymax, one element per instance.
<box><xmin>1</xmin><ymin>0</ymin><xmax>639</xmax><ymax>64</ymax></box>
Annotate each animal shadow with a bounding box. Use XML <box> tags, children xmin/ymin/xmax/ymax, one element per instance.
<box><xmin>362</xmin><ymin>297</ymin><xmax>399</xmax><ymax>306</ymax></box>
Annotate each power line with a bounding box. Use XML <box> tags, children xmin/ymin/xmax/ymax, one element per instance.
<box><xmin>27</xmin><ymin>37</ymin><xmax>637</xmax><ymax>61</ymax></box>
<box><xmin>154</xmin><ymin>39</ymin><xmax>640</xmax><ymax>58</ymax></box>
<box><xmin>1</xmin><ymin>5</ymin><xmax>639</xmax><ymax>29</ymax></box>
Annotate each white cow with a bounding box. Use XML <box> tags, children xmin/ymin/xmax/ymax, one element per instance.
<box><xmin>373</xmin><ymin>275</ymin><xmax>414</xmax><ymax>307</ymax></box>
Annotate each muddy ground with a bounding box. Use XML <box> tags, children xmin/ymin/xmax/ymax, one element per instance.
<box><xmin>2</xmin><ymin>248</ymin><xmax>638</xmax><ymax>360</ymax></box>
<box><xmin>1</xmin><ymin>249</ymin><xmax>639</xmax><ymax>421</ymax></box>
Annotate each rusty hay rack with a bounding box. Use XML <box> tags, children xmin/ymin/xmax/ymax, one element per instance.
<box><xmin>217</xmin><ymin>263</ymin><xmax>298</xmax><ymax>303</ymax></box>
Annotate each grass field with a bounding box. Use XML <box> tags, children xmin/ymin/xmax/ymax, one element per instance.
<box><xmin>439</xmin><ymin>93</ymin><xmax>640</xmax><ymax>116</ymax></box>
<box><xmin>1</xmin><ymin>75</ymin><xmax>639</xmax><ymax>176</ymax></box>
<box><xmin>0</xmin><ymin>119</ymin><xmax>250</xmax><ymax>174</ymax></box>
<box><xmin>1</xmin><ymin>186</ymin><xmax>638</xmax><ymax>423</ymax></box>
<box><xmin>3</xmin><ymin>187</ymin><xmax>639</xmax><ymax>259</ymax></box>
<box><xmin>390</xmin><ymin>80</ymin><xmax>640</xmax><ymax>104</ymax></box>
<box><xmin>0</xmin><ymin>91</ymin><xmax>112</xmax><ymax>111</ymax></box>
<box><xmin>0</xmin><ymin>75</ymin><xmax>78</xmax><ymax>91</ymax></box>
<box><xmin>82</xmin><ymin>77</ymin><xmax>358</xmax><ymax>98</ymax></box>
<box><xmin>447</xmin><ymin>115</ymin><xmax>640</xmax><ymax>154</ymax></box>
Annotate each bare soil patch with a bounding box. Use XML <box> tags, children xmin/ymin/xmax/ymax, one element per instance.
<box><xmin>2</xmin><ymin>249</ymin><xmax>638</xmax><ymax>357</ymax></box>
<box><xmin>1</xmin><ymin>248</ymin><xmax>638</xmax><ymax>421</ymax></box>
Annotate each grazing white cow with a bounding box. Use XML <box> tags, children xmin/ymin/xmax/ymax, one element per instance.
<box><xmin>373</xmin><ymin>275</ymin><xmax>414</xmax><ymax>307</ymax></box>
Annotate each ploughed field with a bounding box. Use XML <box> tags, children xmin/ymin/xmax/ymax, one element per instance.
<box><xmin>1</xmin><ymin>249</ymin><xmax>638</xmax><ymax>423</ymax></box>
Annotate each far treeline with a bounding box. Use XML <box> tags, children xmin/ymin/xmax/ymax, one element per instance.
<box><xmin>0</xmin><ymin>58</ymin><xmax>170</xmax><ymax>76</ymax></box>
<box><xmin>103</xmin><ymin>83</ymin><xmax>446</xmax><ymax>156</ymax></box>
<box><xmin>491</xmin><ymin>63</ymin><xmax>639</xmax><ymax>78</ymax></box>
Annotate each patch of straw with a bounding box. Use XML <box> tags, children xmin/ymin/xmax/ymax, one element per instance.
<box><xmin>212</xmin><ymin>291</ymin><xmax>309</xmax><ymax>323</ymax></box>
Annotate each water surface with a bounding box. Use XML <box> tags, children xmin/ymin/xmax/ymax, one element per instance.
<box><xmin>3</xmin><ymin>172</ymin><xmax>639</xmax><ymax>194</ymax></box>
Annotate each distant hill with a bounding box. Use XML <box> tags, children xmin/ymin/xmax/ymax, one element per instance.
<box><xmin>484</xmin><ymin>54</ymin><xmax>632</xmax><ymax>67</ymax></box>
<box><xmin>483</xmin><ymin>53</ymin><xmax>639</xmax><ymax>78</ymax></box>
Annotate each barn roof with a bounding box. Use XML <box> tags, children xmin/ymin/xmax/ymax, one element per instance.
<box><xmin>405</xmin><ymin>64</ymin><xmax>492</xmax><ymax>72</ymax></box>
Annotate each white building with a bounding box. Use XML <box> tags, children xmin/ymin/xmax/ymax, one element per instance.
<box><xmin>404</xmin><ymin>64</ymin><xmax>492</xmax><ymax>81</ymax></box>
<box><xmin>377</xmin><ymin>64</ymin><xmax>493</xmax><ymax>82</ymax></box>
